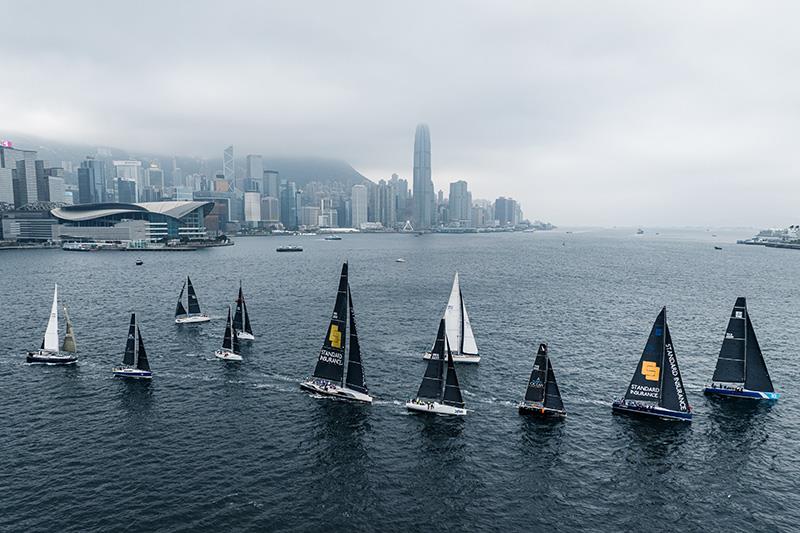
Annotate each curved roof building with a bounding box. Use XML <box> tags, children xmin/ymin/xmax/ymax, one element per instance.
<box><xmin>51</xmin><ymin>201</ymin><xmax>214</xmax><ymax>242</ymax></box>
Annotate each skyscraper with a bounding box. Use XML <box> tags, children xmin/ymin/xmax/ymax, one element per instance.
<box><xmin>246</xmin><ymin>154</ymin><xmax>263</xmax><ymax>189</ymax></box>
<box><xmin>412</xmin><ymin>124</ymin><xmax>434</xmax><ymax>229</ymax></box>
<box><xmin>448</xmin><ymin>180</ymin><xmax>472</xmax><ymax>226</ymax></box>
<box><xmin>351</xmin><ymin>184</ymin><xmax>367</xmax><ymax>229</ymax></box>
<box><xmin>223</xmin><ymin>145</ymin><xmax>235</xmax><ymax>190</ymax></box>
<box><xmin>78</xmin><ymin>157</ymin><xmax>107</xmax><ymax>204</ymax></box>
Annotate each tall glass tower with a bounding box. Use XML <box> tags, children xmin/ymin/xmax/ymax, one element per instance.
<box><xmin>412</xmin><ymin>124</ymin><xmax>433</xmax><ymax>228</ymax></box>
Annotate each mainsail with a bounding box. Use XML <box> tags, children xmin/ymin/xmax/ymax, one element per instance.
<box><xmin>61</xmin><ymin>305</ymin><xmax>77</xmax><ymax>353</ymax></box>
<box><xmin>187</xmin><ymin>276</ymin><xmax>202</xmax><ymax>315</ymax></box>
<box><xmin>744</xmin><ymin>312</ymin><xmax>774</xmax><ymax>392</ymax></box>
<box><xmin>175</xmin><ymin>282</ymin><xmax>188</xmax><ymax>317</ymax></box>
<box><xmin>417</xmin><ymin>319</ymin><xmax>447</xmax><ymax>401</ymax></box>
<box><xmin>233</xmin><ymin>283</ymin><xmax>253</xmax><ymax>335</ymax></box>
<box><xmin>123</xmin><ymin>314</ymin><xmax>136</xmax><ymax>366</ymax></box>
<box><xmin>42</xmin><ymin>284</ymin><xmax>60</xmax><ymax>352</ymax></box>
<box><xmin>311</xmin><ymin>262</ymin><xmax>348</xmax><ymax>384</ymax></box>
<box><xmin>222</xmin><ymin>307</ymin><xmax>233</xmax><ymax>350</ymax></box>
<box><xmin>232</xmin><ymin>321</ymin><xmax>241</xmax><ymax>355</ymax></box>
<box><xmin>135</xmin><ymin>325</ymin><xmax>151</xmax><ymax>372</ymax></box>
<box><xmin>524</xmin><ymin>344</ymin><xmax>549</xmax><ymax>403</ymax></box>
<box><xmin>344</xmin><ymin>286</ymin><xmax>367</xmax><ymax>393</ymax></box>
<box><xmin>442</xmin><ymin>340</ymin><xmax>465</xmax><ymax>407</ymax></box>
<box><xmin>711</xmin><ymin>297</ymin><xmax>747</xmax><ymax>383</ymax></box>
<box><xmin>438</xmin><ymin>273</ymin><xmax>478</xmax><ymax>355</ymax></box>
<box><xmin>544</xmin><ymin>357</ymin><xmax>565</xmax><ymax>411</ymax></box>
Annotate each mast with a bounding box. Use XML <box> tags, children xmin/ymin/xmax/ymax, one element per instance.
<box><xmin>187</xmin><ymin>276</ymin><xmax>202</xmax><ymax>315</ymax></box>
<box><xmin>61</xmin><ymin>305</ymin><xmax>77</xmax><ymax>353</ymax></box>
<box><xmin>43</xmin><ymin>284</ymin><xmax>60</xmax><ymax>352</ymax></box>
<box><xmin>311</xmin><ymin>262</ymin><xmax>349</xmax><ymax>385</ymax></box>
<box><xmin>344</xmin><ymin>284</ymin><xmax>368</xmax><ymax>393</ymax></box>
<box><xmin>658</xmin><ymin>307</ymin><xmax>666</xmax><ymax>406</ymax></box>
<box><xmin>711</xmin><ymin>297</ymin><xmax>747</xmax><ymax>384</ymax></box>
<box><xmin>123</xmin><ymin>313</ymin><xmax>136</xmax><ymax>366</ymax></box>
<box><xmin>417</xmin><ymin>318</ymin><xmax>447</xmax><ymax>401</ymax></box>
<box><xmin>459</xmin><ymin>287</ymin><xmax>465</xmax><ymax>354</ymax></box>
<box><xmin>175</xmin><ymin>281</ymin><xmax>187</xmax><ymax>318</ymax></box>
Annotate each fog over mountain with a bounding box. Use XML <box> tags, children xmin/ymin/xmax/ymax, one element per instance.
<box><xmin>3</xmin><ymin>1</ymin><xmax>800</xmax><ymax>226</ymax></box>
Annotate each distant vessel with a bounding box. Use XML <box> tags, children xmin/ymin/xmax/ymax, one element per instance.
<box><xmin>636</xmin><ymin>228</ymin><xmax>645</xmax><ymax>235</ymax></box>
<box><xmin>612</xmin><ymin>307</ymin><xmax>692</xmax><ymax>422</ymax></box>
<box><xmin>300</xmin><ymin>262</ymin><xmax>372</xmax><ymax>403</ymax></box>
<box><xmin>423</xmin><ymin>272</ymin><xmax>479</xmax><ymax>363</ymax></box>
<box><xmin>395</xmin><ymin>258</ymin><xmax>406</xmax><ymax>263</ymax></box>
<box><xmin>113</xmin><ymin>313</ymin><xmax>152</xmax><ymax>379</ymax></box>
<box><xmin>174</xmin><ymin>276</ymin><xmax>211</xmax><ymax>324</ymax></box>
<box><xmin>215</xmin><ymin>306</ymin><xmax>242</xmax><ymax>361</ymax></box>
<box><xmin>233</xmin><ymin>282</ymin><xmax>254</xmax><ymax>340</ymax></box>
<box><xmin>27</xmin><ymin>284</ymin><xmax>78</xmax><ymax>365</ymax></box>
<box><xmin>518</xmin><ymin>343</ymin><xmax>566</xmax><ymax>419</ymax></box>
<box><xmin>324</xmin><ymin>235</ymin><xmax>342</xmax><ymax>241</ymax></box>
<box><xmin>407</xmin><ymin>318</ymin><xmax>466</xmax><ymax>416</ymax></box>
<box><xmin>714</xmin><ymin>246</ymin><xmax>722</xmax><ymax>250</ymax></box>
<box><xmin>135</xmin><ymin>259</ymin><xmax>143</xmax><ymax>265</ymax></box>
<box><xmin>276</xmin><ymin>245</ymin><xmax>303</xmax><ymax>252</ymax></box>
<box><xmin>703</xmin><ymin>298</ymin><xmax>779</xmax><ymax>401</ymax></box>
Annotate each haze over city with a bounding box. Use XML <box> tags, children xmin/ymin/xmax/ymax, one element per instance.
<box><xmin>2</xmin><ymin>1</ymin><xmax>799</xmax><ymax>226</ymax></box>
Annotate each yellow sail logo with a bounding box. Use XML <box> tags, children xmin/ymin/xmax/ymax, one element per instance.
<box><xmin>642</xmin><ymin>361</ymin><xmax>660</xmax><ymax>381</ymax></box>
<box><xmin>329</xmin><ymin>324</ymin><xmax>342</xmax><ymax>349</ymax></box>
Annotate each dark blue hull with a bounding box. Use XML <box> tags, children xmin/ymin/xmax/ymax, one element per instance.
<box><xmin>703</xmin><ymin>387</ymin><xmax>779</xmax><ymax>401</ymax></box>
<box><xmin>612</xmin><ymin>401</ymin><xmax>692</xmax><ymax>422</ymax></box>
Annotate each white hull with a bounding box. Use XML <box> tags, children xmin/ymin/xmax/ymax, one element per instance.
<box><xmin>27</xmin><ymin>351</ymin><xmax>77</xmax><ymax>365</ymax></box>
<box><xmin>405</xmin><ymin>400</ymin><xmax>467</xmax><ymax>416</ymax></box>
<box><xmin>113</xmin><ymin>367</ymin><xmax>152</xmax><ymax>379</ymax></box>
<box><xmin>300</xmin><ymin>379</ymin><xmax>373</xmax><ymax>403</ymax></box>
<box><xmin>175</xmin><ymin>314</ymin><xmax>211</xmax><ymax>324</ymax></box>
<box><xmin>215</xmin><ymin>349</ymin><xmax>242</xmax><ymax>361</ymax></box>
<box><xmin>236</xmin><ymin>331</ymin><xmax>255</xmax><ymax>341</ymax></box>
<box><xmin>423</xmin><ymin>351</ymin><xmax>480</xmax><ymax>364</ymax></box>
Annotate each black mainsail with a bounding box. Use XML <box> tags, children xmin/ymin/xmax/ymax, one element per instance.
<box><xmin>524</xmin><ymin>344</ymin><xmax>548</xmax><ymax>403</ymax></box>
<box><xmin>344</xmin><ymin>287</ymin><xmax>367</xmax><ymax>393</ymax></box>
<box><xmin>123</xmin><ymin>313</ymin><xmax>136</xmax><ymax>366</ymax></box>
<box><xmin>311</xmin><ymin>262</ymin><xmax>349</xmax><ymax>384</ymax></box>
<box><xmin>222</xmin><ymin>307</ymin><xmax>234</xmax><ymax>351</ymax></box>
<box><xmin>175</xmin><ymin>281</ymin><xmax>188</xmax><ymax>318</ymax></box>
<box><xmin>417</xmin><ymin>319</ymin><xmax>447</xmax><ymax>401</ymax></box>
<box><xmin>442</xmin><ymin>339</ymin><xmax>465</xmax><ymax>407</ymax></box>
<box><xmin>233</xmin><ymin>283</ymin><xmax>253</xmax><ymax>335</ymax></box>
<box><xmin>135</xmin><ymin>326</ymin><xmax>151</xmax><ymax>372</ymax></box>
<box><xmin>187</xmin><ymin>276</ymin><xmax>202</xmax><ymax>315</ymax></box>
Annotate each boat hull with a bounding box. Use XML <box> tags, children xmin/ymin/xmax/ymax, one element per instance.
<box><xmin>175</xmin><ymin>314</ymin><xmax>211</xmax><ymax>324</ymax></box>
<box><xmin>703</xmin><ymin>386</ymin><xmax>779</xmax><ymax>401</ymax></box>
<box><xmin>611</xmin><ymin>400</ymin><xmax>692</xmax><ymax>422</ymax></box>
<box><xmin>236</xmin><ymin>331</ymin><xmax>255</xmax><ymax>341</ymax></box>
<box><xmin>423</xmin><ymin>351</ymin><xmax>480</xmax><ymax>364</ymax></box>
<box><xmin>405</xmin><ymin>400</ymin><xmax>467</xmax><ymax>416</ymax></box>
<box><xmin>300</xmin><ymin>380</ymin><xmax>373</xmax><ymax>403</ymax></box>
<box><xmin>518</xmin><ymin>402</ymin><xmax>566</xmax><ymax>419</ymax></box>
<box><xmin>113</xmin><ymin>367</ymin><xmax>152</xmax><ymax>379</ymax></box>
<box><xmin>26</xmin><ymin>351</ymin><xmax>77</xmax><ymax>365</ymax></box>
<box><xmin>214</xmin><ymin>349</ymin><xmax>242</xmax><ymax>361</ymax></box>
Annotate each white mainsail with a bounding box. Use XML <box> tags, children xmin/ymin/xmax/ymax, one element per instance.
<box><xmin>43</xmin><ymin>284</ymin><xmax>60</xmax><ymax>352</ymax></box>
<box><xmin>440</xmin><ymin>273</ymin><xmax>478</xmax><ymax>355</ymax></box>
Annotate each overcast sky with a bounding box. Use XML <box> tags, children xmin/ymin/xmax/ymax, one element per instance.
<box><xmin>2</xmin><ymin>1</ymin><xmax>799</xmax><ymax>226</ymax></box>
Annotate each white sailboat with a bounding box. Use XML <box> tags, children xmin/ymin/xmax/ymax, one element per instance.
<box><xmin>27</xmin><ymin>284</ymin><xmax>78</xmax><ymax>365</ymax></box>
<box><xmin>215</xmin><ymin>306</ymin><xmax>243</xmax><ymax>361</ymax></box>
<box><xmin>113</xmin><ymin>313</ymin><xmax>152</xmax><ymax>379</ymax></box>
<box><xmin>423</xmin><ymin>272</ymin><xmax>480</xmax><ymax>363</ymax></box>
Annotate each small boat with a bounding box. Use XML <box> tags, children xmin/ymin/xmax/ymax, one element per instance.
<box><xmin>113</xmin><ymin>313</ymin><xmax>152</xmax><ymax>379</ymax></box>
<box><xmin>395</xmin><ymin>258</ymin><xmax>406</xmax><ymax>263</ymax></box>
<box><xmin>612</xmin><ymin>307</ymin><xmax>692</xmax><ymax>422</ymax></box>
<box><xmin>703</xmin><ymin>298</ymin><xmax>779</xmax><ymax>401</ymax></box>
<box><xmin>27</xmin><ymin>284</ymin><xmax>78</xmax><ymax>365</ymax></box>
<box><xmin>636</xmin><ymin>228</ymin><xmax>645</xmax><ymax>235</ymax></box>
<box><xmin>423</xmin><ymin>272</ymin><xmax>480</xmax><ymax>363</ymax></box>
<box><xmin>233</xmin><ymin>282</ymin><xmax>254</xmax><ymax>340</ymax></box>
<box><xmin>135</xmin><ymin>259</ymin><xmax>143</xmax><ymax>265</ymax></box>
<box><xmin>215</xmin><ymin>306</ymin><xmax>242</xmax><ymax>361</ymax></box>
<box><xmin>714</xmin><ymin>246</ymin><xmax>723</xmax><ymax>250</ymax></box>
<box><xmin>324</xmin><ymin>235</ymin><xmax>342</xmax><ymax>241</ymax></box>
<box><xmin>276</xmin><ymin>245</ymin><xmax>303</xmax><ymax>252</ymax></box>
<box><xmin>174</xmin><ymin>276</ymin><xmax>211</xmax><ymax>324</ymax></box>
<box><xmin>300</xmin><ymin>262</ymin><xmax>372</xmax><ymax>403</ymax></box>
<box><xmin>518</xmin><ymin>343</ymin><xmax>566</xmax><ymax>419</ymax></box>
<box><xmin>406</xmin><ymin>318</ymin><xmax>466</xmax><ymax>416</ymax></box>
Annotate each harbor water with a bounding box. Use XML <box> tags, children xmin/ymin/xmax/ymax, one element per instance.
<box><xmin>1</xmin><ymin>229</ymin><xmax>798</xmax><ymax>531</ymax></box>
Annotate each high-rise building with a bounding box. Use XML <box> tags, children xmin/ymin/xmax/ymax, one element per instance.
<box><xmin>263</xmin><ymin>169</ymin><xmax>279</xmax><ymax>198</ymax></box>
<box><xmin>280</xmin><ymin>181</ymin><xmax>298</xmax><ymax>229</ymax></box>
<box><xmin>223</xmin><ymin>145</ymin><xmax>235</xmax><ymax>190</ymax></box>
<box><xmin>412</xmin><ymin>124</ymin><xmax>434</xmax><ymax>229</ymax></box>
<box><xmin>448</xmin><ymin>180</ymin><xmax>472</xmax><ymax>226</ymax></box>
<box><xmin>14</xmin><ymin>150</ymin><xmax>38</xmax><ymax>206</ymax></box>
<box><xmin>145</xmin><ymin>163</ymin><xmax>164</xmax><ymax>190</ymax></box>
<box><xmin>0</xmin><ymin>168</ymin><xmax>13</xmax><ymax>204</ymax></box>
<box><xmin>113</xmin><ymin>160</ymin><xmax>142</xmax><ymax>197</ymax></box>
<box><xmin>377</xmin><ymin>179</ymin><xmax>397</xmax><ymax>229</ymax></box>
<box><xmin>351</xmin><ymin>184</ymin><xmax>368</xmax><ymax>229</ymax></box>
<box><xmin>299</xmin><ymin>206</ymin><xmax>320</xmax><ymax>227</ymax></box>
<box><xmin>244</xmin><ymin>191</ymin><xmax>261</xmax><ymax>226</ymax></box>
<box><xmin>246</xmin><ymin>155</ymin><xmax>263</xmax><ymax>181</ymax></box>
<box><xmin>260</xmin><ymin>196</ymin><xmax>280</xmax><ymax>224</ymax></box>
<box><xmin>494</xmin><ymin>196</ymin><xmax>520</xmax><ymax>226</ymax></box>
<box><xmin>117</xmin><ymin>179</ymin><xmax>137</xmax><ymax>203</ymax></box>
<box><xmin>78</xmin><ymin>157</ymin><xmax>107</xmax><ymax>204</ymax></box>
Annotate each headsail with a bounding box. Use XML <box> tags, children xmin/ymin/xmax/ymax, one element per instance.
<box><xmin>523</xmin><ymin>343</ymin><xmax>548</xmax><ymax>403</ymax></box>
<box><xmin>175</xmin><ymin>281</ymin><xmax>188</xmax><ymax>317</ymax></box>
<box><xmin>135</xmin><ymin>325</ymin><xmax>150</xmax><ymax>372</ymax></box>
<box><xmin>233</xmin><ymin>284</ymin><xmax>245</xmax><ymax>331</ymax></box>
<box><xmin>711</xmin><ymin>297</ymin><xmax>746</xmax><ymax>383</ymax></box>
<box><xmin>222</xmin><ymin>307</ymin><xmax>233</xmax><ymax>350</ymax></box>
<box><xmin>123</xmin><ymin>313</ymin><xmax>136</xmax><ymax>366</ymax></box>
<box><xmin>744</xmin><ymin>312</ymin><xmax>774</xmax><ymax>392</ymax></box>
<box><xmin>242</xmin><ymin>298</ymin><xmax>253</xmax><ymax>335</ymax></box>
<box><xmin>623</xmin><ymin>307</ymin><xmax>667</xmax><ymax>405</ymax></box>
<box><xmin>345</xmin><ymin>286</ymin><xmax>367</xmax><ymax>393</ymax></box>
<box><xmin>61</xmin><ymin>305</ymin><xmax>77</xmax><ymax>353</ymax></box>
<box><xmin>311</xmin><ymin>262</ymin><xmax>348</xmax><ymax>384</ymax></box>
<box><xmin>659</xmin><ymin>322</ymin><xmax>690</xmax><ymax>413</ymax></box>
<box><xmin>187</xmin><ymin>276</ymin><xmax>202</xmax><ymax>315</ymax></box>
<box><xmin>417</xmin><ymin>318</ymin><xmax>447</xmax><ymax>401</ymax></box>
<box><xmin>42</xmin><ymin>284</ymin><xmax>60</xmax><ymax>352</ymax></box>
<box><xmin>460</xmin><ymin>287</ymin><xmax>478</xmax><ymax>355</ymax></box>
<box><xmin>442</xmin><ymin>340</ymin><xmax>465</xmax><ymax>408</ymax></box>
<box><xmin>232</xmin><ymin>321</ymin><xmax>241</xmax><ymax>355</ymax></box>
<box><xmin>544</xmin><ymin>355</ymin><xmax>565</xmax><ymax>411</ymax></box>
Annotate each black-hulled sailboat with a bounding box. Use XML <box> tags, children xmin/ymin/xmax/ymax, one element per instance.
<box><xmin>300</xmin><ymin>262</ymin><xmax>372</xmax><ymax>403</ymax></box>
<box><xmin>174</xmin><ymin>276</ymin><xmax>211</xmax><ymax>324</ymax></box>
<box><xmin>423</xmin><ymin>272</ymin><xmax>480</xmax><ymax>363</ymax></box>
<box><xmin>407</xmin><ymin>318</ymin><xmax>467</xmax><ymax>416</ymax></box>
<box><xmin>27</xmin><ymin>284</ymin><xmax>78</xmax><ymax>365</ymax></box>
<box><xmin>215</xmin><ymin>305</ymin><xmax>243</xmax><ymax>361</ymax></box>
<box><xmin>703</xmin><ymin>298</ymin><xmax>779</xmax><ymax>401</ymax></box>
<box><xmin>113</xmin><ymin>313</ymin><xmax>152</xmax><ymax>379</ymax></box>
<box><xmin>518</xmin><ymin>343</ymin><xmax>566</xmax><ymax>418</ymax></box>
<box><xmin>233</xmin><ymin>282</ymin><xmax>254</xmax><ymax>340</ymax></box>
<box><xmin>612</xmin><ymin>307</ymin><xmax>692</xmax><ymax>422</ymax></box>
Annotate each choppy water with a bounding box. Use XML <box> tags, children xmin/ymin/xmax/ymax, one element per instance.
<box><xmin>2</xmin><ymin>229</ymin><xmax>799</xmax><ymax>532</ymax></box>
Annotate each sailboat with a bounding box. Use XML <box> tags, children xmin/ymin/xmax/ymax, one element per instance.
<box><xmin>612</xmin><ymin>307</ymin><xmax>692</xmax><ymax>422</ymax></box>
<box><xmin>518</xmin><ymin>343</ymin><xmax>566</xmax><ymax>418</ymax></box>
<box><xmin>215</xmin><ymin>306</ymin><xmax>243</xmax><ymax>361</ymax></box>
<box><xmin>233</xmin><ymin>282</ymin><xmax>254</xmax><ymax>340</ymax></box>
<box><xmin>703</xmin><ymin>298</ymin><xmax>779</xmax><ymax>401</ymax></box>
<box><xmin>174</xmin><ymin>276</ymin><xmax>211</xmax><ymax>324</ymax></box>
<box><xmin>27</xmin><ymin>284</ymin><xmax>78</xmax><ymax>365</ymax></box>
<box><xmin>300</xmin><ymin>262</ymin><xmax>372</xmax><ymax>403</ymax></box>
<box><xmin>406</xmin><ymin>318</ymin><xmax>467</xmax><ymax>416</ymax></box>
<box><xmin>113</xmin><ymin>313</ymin><xmax>152</xmax><ymax>379</ymax></box>
<box><xmin>423</xmin><ymin>272</ymin><xmax>480</xmax><ymax>363</ymax></box>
